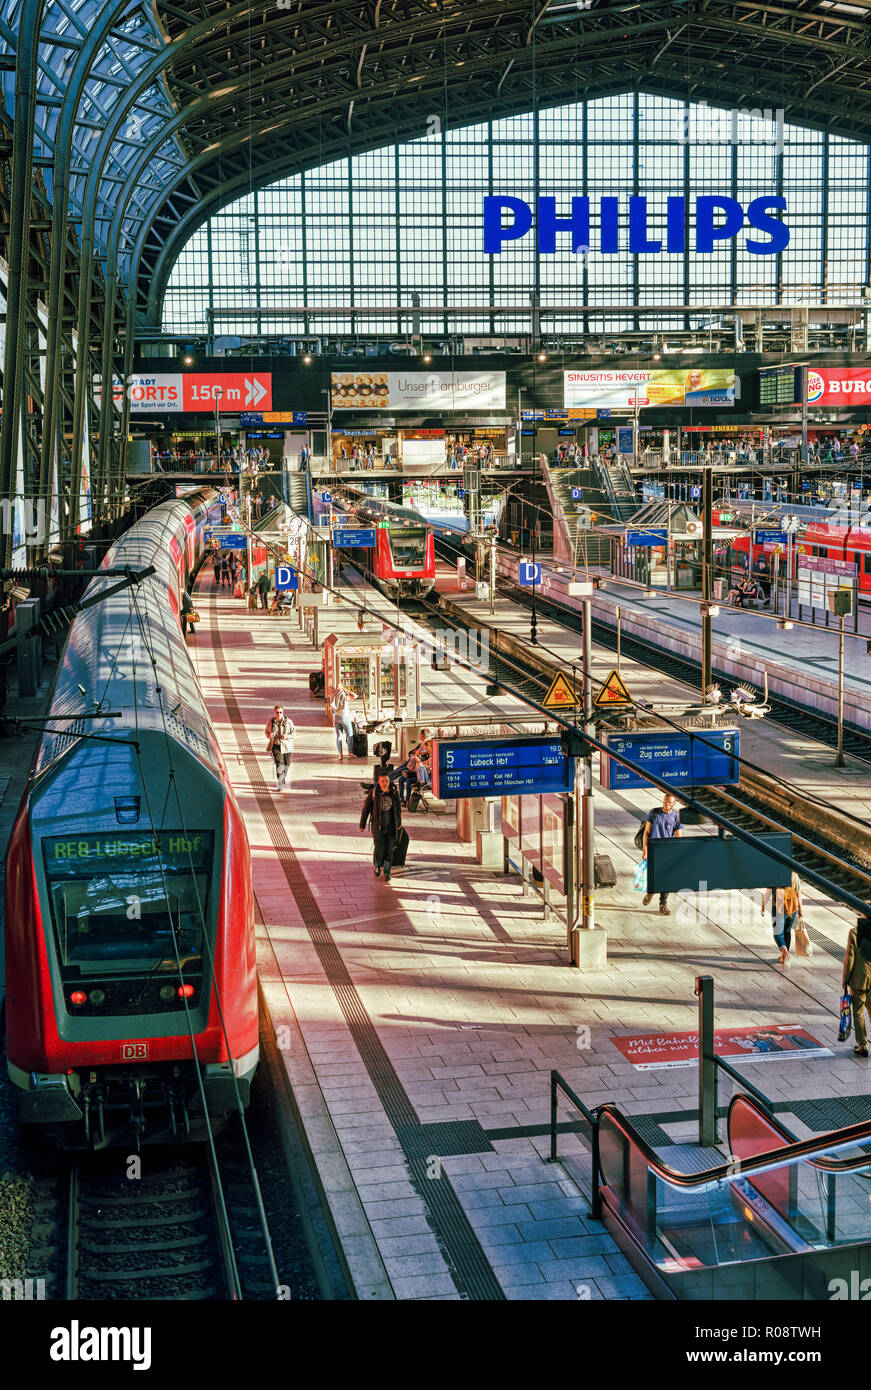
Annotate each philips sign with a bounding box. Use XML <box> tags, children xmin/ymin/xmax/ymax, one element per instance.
<box><xmin>483</xmin><ymin>196</ymin><xmax>789</xmax><ymax>256</ymax></box>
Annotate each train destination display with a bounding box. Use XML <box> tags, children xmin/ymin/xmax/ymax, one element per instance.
<box><xmin>600</xmin><ymin>729</ymin><xmax>739</xmax><ymax>791</ymax></box>
<box><xmin>431</xmin><ymin>736</ymin><xmax>571</xmax><ymax>800</ymax></box>
<box><xmin>758</xmin><ymin>364</ymin><xmax>803</xmax><ymax>407</ymax></box>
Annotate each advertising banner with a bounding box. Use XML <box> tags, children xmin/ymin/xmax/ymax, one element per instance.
<box><xmin>807</xmin><ymin>367</ymin><xmax>871</xmax><ymax>406</ymax></box>
<box><xmin>331</xmin><ymin>370</ymin><xmax>505</xmax><ymax>411</ymax></box>
<box><xmin>564</xmin><ymin>368</ymin><xmax>735</xmax><ymax>410</ymax></box>
<box><xmin>123</xmin><ymin>373</ymin><xmax>273</xmax><ymax>414</ymax></box>
<box><xmin>612</xmin><ymin>1025</ymin><xmax>829</xmax><ymax>1071</ymax></box>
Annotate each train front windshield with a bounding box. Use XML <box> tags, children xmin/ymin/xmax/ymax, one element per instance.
<box><xmin>42</xmin><ymin>832</ymin><xmax>213</xmax><ymax>978</ymax></box>
<box><xmin>388</xmin><ymin>527</ymin><xmax>426</xmax><ymax>569</ymax></box>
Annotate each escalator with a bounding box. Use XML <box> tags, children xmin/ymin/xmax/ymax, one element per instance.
<box><xmin>568</xmin><ymin>1092</ymin><xmax>871</xmax><ymax>1299</ymax></box>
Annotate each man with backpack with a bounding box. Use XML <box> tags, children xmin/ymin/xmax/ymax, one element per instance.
<box><xmin>640</xmin><ymin>792</ymin><xmax>682</xmax><ymax>915</ymax></box>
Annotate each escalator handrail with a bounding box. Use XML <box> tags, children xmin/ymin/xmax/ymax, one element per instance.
<box><xmin>597</xmin><ymin>1094</ymin><xmax>871</xmax><ymax>1189</ymax></box>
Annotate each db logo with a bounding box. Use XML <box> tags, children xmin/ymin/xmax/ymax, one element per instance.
<box><xmin>121</xmin><ymin>1042</ymin><xmax>148</xmax><ymax>1061</ymax></box>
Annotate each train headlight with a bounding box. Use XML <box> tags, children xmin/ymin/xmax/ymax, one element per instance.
<box><xmin>88</xmin><ymin>989</ymin><xmax>106</xmax><ymax>1006</ymax></box>
<box><xmin>159</xmin><ymin>985</ymin><xmax>176</xmax><ymax>1001</ymax></box>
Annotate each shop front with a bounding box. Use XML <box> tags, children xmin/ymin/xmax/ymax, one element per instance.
<box><xmin>330</xmin><ymin>425</ymin><xmax>396</xmax><ymax>469</ymax></box>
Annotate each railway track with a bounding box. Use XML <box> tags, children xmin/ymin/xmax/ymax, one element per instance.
<box><xmin>521</xmin><ymin>577</ymin><xmax>871</xmax><ymax>764</ymax></box>
<box><xmin>434</xmin><ymin>535</ymin><xmax>871</xmax><ymax>763</ymax></box>
<box><xmin>64</xmin><ymin>1127</ymin><xmax>279</xmax><ymax>1301</ymax></box>
<box><xmin>410</xmin><ymin>571</ymin><xmax>871</xmax><ymax>922</ymax></box>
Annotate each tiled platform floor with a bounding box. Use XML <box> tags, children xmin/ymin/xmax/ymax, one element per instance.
<box><xmin>190</xmin><ymin>565</ymin><xmax>870</xmax><ymax>1301</ymax></box>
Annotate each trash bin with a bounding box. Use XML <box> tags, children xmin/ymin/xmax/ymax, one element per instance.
<box><xmin>713</xmin><ymin>578</ymin><xmax>728</xmax><ymax>601</ymax></box>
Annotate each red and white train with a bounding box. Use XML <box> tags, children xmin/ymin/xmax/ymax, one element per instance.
<box><xmin>331</xmin><ymin>492</ymin><xmax>435</xmax><ymax>599</ymax></box>
<box><xmin>4</xmin><ymin>489</ymin><xmax>259</xmax><ymax>1147</ymax></box>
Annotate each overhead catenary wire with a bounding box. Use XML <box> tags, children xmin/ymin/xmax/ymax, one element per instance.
<box><xmin>128</xmin><ymin>538</ymin><xmax>280</xmax><ymax>1298</ymax></box>
<box><xmin>229</xmin><ymin>492</ymin><xmax>871</xmax><ymax>900</ymax></box>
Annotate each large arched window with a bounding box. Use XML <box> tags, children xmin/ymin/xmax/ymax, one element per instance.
<box><xmin>163</xmin><ymin>92</ymin><xmax>871</xmax><ymax>337</ymax></box>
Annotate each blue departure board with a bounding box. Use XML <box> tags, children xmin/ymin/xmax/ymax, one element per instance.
<box><xmin>601</xmin><ymin>729</ymin><xmax>739</xmax><ymax>791</ymax></box>
<box><xmin>432</xmin><ymin>736</ymin><xmax>570</xmax><ymax>800</ymax></box>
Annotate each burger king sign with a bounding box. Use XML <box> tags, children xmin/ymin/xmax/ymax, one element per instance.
<box><xmin>807</xmin><ymin>368</ymin><xmax>871</xmax><ymax>407</ymax></box>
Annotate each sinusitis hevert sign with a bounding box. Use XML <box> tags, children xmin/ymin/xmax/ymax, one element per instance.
<box><xmin>483</xmin><ymin>196</ymin><xmax>790</xmax><ymax>256</ymax></box>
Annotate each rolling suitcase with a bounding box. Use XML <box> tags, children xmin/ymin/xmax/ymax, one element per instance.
<box><xmin>352</xmin><ymin>729</ymin><xmax>368</xmax><ymax>758</ymax></box>
<box><xmin>392</xmin><ymin>828</ymin><xmax>409</xmax><ymax>869</ymax></box>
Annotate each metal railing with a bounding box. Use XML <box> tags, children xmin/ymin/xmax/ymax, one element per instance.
<box><xmin>549</xmin><ymin>1068</ymin><xmax>871</xmax><ymax>1240</ymax></box>
<box><xmin>548</xmin><ymin>1070</ymin><xmax>600</xmax><ymax>1217</ymax></box>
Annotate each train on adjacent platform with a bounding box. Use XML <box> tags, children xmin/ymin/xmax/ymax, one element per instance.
<box><xmin>4</xmin><ymin>488</ymin><xmax>259</xmax><ymax>1148</ymax></box>
<box><xmin>717</xmin><ymin>507</ymin><xmax>871</xmax><ymax>600</ymax></box>
<box><xmin>329</xmin><ymin>491</ymin><xmax>436</xmax><ymax>599</ymax></box>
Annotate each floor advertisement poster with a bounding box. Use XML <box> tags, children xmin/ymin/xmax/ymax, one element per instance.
<box><xmin>611</xmin><ymin>1024</ymin><xmax>830</xmax><ymax>1070</ymax></box>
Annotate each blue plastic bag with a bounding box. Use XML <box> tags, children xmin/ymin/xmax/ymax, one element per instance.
<box><xmin>838</xmin><ymin>992</ymin><xmax>852</xmax><ymax>1043</ymax></box>
<box><xmin>633</xmin><ymin>859</ymin><xmax>648</xmax><ymax>893</ymax></box>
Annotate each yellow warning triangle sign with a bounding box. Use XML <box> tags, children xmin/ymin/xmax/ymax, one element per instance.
<box><xmin>542</xmin><ymin>670</ymin><xmax>579</xmax><ymax>710</ymax></box>
<box><xmin>593</xmin><ymin>667</ymin><xmax>634</xmax><ymax>708</ymax></box>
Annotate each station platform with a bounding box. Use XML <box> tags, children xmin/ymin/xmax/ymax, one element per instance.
<box><xmin>190</xmin><ymin>568</ymin><xmax>871</xmax><ymax>1302</ymax></box>
<box><xmin>435</xmin><ymin>564</ymin><xmax>871</xmax><ymax>837</ymax></box>
<box><xmin>492</xmin><ymin>552</ymin><xmax>871</xmax><ymax>735</ymax></box>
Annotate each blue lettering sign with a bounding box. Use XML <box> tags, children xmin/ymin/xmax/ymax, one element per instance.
<box><xmin>602</xmin><ymin>729</ymin><xmax>739</xmax><ymax>791</ymax></box>
<box><xmin>275</xmin><ymin>565</ymin><xmax>299</xmax><ymax>591</ymax></box>
<box><xmin>482</xmin><ymin>194</ymin><xmax>789</xmax><ymax>256</ymax></box>
<box><xmin>518</xmin><ymin>561</ymin><xmax>541</xmax><ymax>587</ymax></box>
<box><xmin>433</xmin><ymin>736</ymin><xmax>570</xmax><ymax>800</ymax></box>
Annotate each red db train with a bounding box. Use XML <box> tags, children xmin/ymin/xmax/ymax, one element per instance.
<box><xmin>332</xmin><ymin>493</ymin><xmax>435</xmax><ymax>599</ymax></box>
<box><xmin>802</xmin><ymin>518</ymin><xmax>871</xmax><ymax>598</ymax></box>
<box><xmin>4</xmin><ymin>489</ymin><xmax>259</xmax><ymax>1147</ymax></box>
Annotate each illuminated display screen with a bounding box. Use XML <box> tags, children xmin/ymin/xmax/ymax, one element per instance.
<box><xmin>432</xmin><ymin>736</ymin><xmax>570</xmax><ymax>799</ymax></box>
<box><xmin>758</xmin><ymin>365</ymin><xmax>803</xmax><ymax>407</ymax></box>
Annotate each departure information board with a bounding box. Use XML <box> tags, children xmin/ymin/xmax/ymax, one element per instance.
<box><xmin>758</xmin><ymin>365</ymin><xmax>804</xmax><ymax>407</ymax></box>
<box><xmin>600</xmin><ymin>730</ymin><xmax>739</xmax><ymax>791</ymax></box>
<box><xmin>431</xmin><ymin>736</ymin><xmax>570</xmax><ymax>800</ymax></box>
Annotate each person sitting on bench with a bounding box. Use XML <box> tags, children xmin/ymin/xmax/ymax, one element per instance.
<box><xmin>728</xmin><ymin>576</ymin><xmax>760</xmax><ymax>608</ymax></box>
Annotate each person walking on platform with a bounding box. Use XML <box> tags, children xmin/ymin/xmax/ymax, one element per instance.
<box><xmin>360</xmin><ymin>769</ymin><xmax>402</xmax><ymax>882</ymax></box>
<box><xmin>254</xmin><ymin>570</ymin><xmax>270</xmax><ymax>609</ymax></box>
<box><xmin>761</xmin><ymin>871</ymin><xmax>802</xmax><ymax>966</ymax></box>
<box><xmin>265</xmin><ymin>704</ymin><xmax>295</xmax><ymax>791</ymax></box>
<box><xmin>180</xmin><ymin>588</ymin><xmax>195</xmax><ymax>637</ymax></box>
<box><xmin>842</xmin><ymin>917</ymin><xmax>871</xmax><ymax>1058</ymax></box>
<box><xmin>331</xmin><ymin>683</ymin><xmax>354</xmax><ymax>759</ymax></box>
<box><xmin>211</xmin><ymin>549</ymin><xmax>222</xmax><ymax>588</ymax></box>
<box><xmin>641</xmin><ymin>791</ymin><xmax>681</xmax><ymax>915</ymax></box>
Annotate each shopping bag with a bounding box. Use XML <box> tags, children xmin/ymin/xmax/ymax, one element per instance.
<box><xmin>838</xmin><ymin>992</ymin><xmax>853</xmax><ymax>1043</ymax></box>
<box><xmin>632</xmin><ymin>859</ymin><xmax>647</xmax><ymax>893</ymax></box>
<box><xmin>794</xmin><ymin>920</ymin><xmax>813</xmax><ymax>958</ymax></box>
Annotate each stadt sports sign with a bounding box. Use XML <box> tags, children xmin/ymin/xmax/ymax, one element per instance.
<box><xmin>111</xmin><ymin>373</ymin><xmax>273</xmax><ymax>414</ymax></box>
<box><xmin>483</xmin><ymin>195</ymin><xmax>789</xmax><ymax>256</ymax></box>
